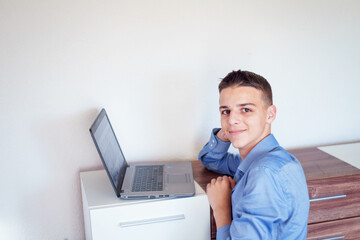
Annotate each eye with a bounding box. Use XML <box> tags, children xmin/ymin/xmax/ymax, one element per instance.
<box><xmin>241</xmin><ymin>108</ymin><xmax>251</xmax><ymax>113</ymax></box>
<box><xmin>221</xmin><ymin>109</ymin><xmax>230</xmax><ymax>115</ymax></box>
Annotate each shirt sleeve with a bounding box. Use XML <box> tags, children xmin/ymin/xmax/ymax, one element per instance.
<box><xmin>216</xmin><ymin>225</ymin><xmax>231</xmax><ymax>240</ymax></box>
<box><xmin>198</xmin><ymin>128</ymin><xmax>241</xmax><ymax>176</ymax></box>
<box><xmin>227</xmin><ymin>167</ymin><xmax>290</xmax><ymax>239</ymax></box>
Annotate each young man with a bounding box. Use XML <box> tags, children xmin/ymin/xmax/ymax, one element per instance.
<box><xmin>199</xmin><ymin>70</ymin><xmax>309</xmax><ymax>239</ymax></box>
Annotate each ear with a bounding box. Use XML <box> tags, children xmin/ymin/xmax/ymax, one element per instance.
<box><xmin>266</xmin><ymin>105</ymin><xmax>277</xmax><ymax>124</ymax></box>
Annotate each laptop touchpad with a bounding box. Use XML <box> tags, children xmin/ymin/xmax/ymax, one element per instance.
<box><xmin>168</xmin><ymin>174</ymin><xmax>188</xmax><ymax>184</ymax></box>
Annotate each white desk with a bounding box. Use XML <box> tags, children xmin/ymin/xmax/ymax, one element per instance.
<box><xmin>80</xmin><ymin>170</ymin><xmax>210</xmax><ymax>240</ymax></box>
<box><xmin>319</xmin><ymin>142</ymin><xmax>360</xmax><ymax>169</ymax></box>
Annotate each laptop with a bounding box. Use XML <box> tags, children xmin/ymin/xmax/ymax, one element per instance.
<box><xmin>89</xmin><ymin>108</ymin><xmax>195</xmax><ymax>199</ymax></box>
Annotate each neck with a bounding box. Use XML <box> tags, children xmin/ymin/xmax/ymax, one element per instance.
<box><xmin>239</xmin><ymin>132</ymin><xmax>271</xmax><ymax>160</ymax></box>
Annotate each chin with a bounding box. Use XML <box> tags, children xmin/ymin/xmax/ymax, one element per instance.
<box><xmin>230</xmin><ymin>140</ymin><xmax>246</xmax><ymax>150</ymax></box>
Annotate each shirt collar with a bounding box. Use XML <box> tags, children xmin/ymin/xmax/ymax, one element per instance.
<box><xmin>238</xmin><ymin>134</ymin><xmax>279</xmax><ymax>174</ymax></box>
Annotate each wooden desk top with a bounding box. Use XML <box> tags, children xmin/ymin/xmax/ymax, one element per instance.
<box><xmin>192</xmin><ymin>146</ymin><xmax>360</xmax><ymax>191</ymax></box>
<box><xmin>288</xmin><ymin>147</ymin><xmax>360</xmax><ymax>180</ymax></box>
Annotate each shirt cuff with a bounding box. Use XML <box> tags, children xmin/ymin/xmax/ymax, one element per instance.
<box><xmin>216</xmin><ymin>224</ymin><xmax>231</xmax><ymax>240</ymax></box>
<box><xmin>209</xmin><ymin>128</ymin><xmax>231</xmax><ymax>153</ymax></box>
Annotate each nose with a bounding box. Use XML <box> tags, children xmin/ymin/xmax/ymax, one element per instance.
<box><xmin>228</xmin><ymin>111</ymin><xmax>240</xmax><ymax>125</ymax></box>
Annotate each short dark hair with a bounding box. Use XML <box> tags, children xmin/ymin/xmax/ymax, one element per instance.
<box><xmin>218</xmin><ymin>70</ymin><xmax>273</xmax><ymax>106</ymax></box>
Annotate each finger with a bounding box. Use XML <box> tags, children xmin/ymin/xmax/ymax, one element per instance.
<box><xmin>217</xmin><ymin>176</ymin><xmax>223</xmax><ymax>182</ymax></box>
<box><xmin>220</xmin><ymin>129</ymin><xmax>229</xmax><ymax>141</ymax></box>
<box><xmin>228</xmin><ymin>177</ymin><xmax>236</xmax><ymax>189</ymax></box>
<box><xmin>222</xmin><ymin>132</ymin><xmax>229</xmax><ymax>141</ymax></box>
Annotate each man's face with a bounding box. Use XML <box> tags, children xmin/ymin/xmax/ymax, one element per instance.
<box><xmin>219</xmin><ymin>86</ymin><xmax>275</xmax><ymax>158</ymax></box>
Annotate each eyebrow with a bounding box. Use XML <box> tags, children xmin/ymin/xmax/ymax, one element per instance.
<box><xmin>219</xmin><ymin>103</ymin><xmax>256</xmax><ymax>110</ymax></box>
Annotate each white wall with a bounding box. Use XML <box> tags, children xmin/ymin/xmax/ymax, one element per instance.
<box><xmin>1</xmin><ymin>0</ymin><xmax>359</xmax><ymax>239</ymax></box>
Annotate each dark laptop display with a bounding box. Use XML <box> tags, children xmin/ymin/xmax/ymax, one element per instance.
<box><xmin>90</xmin><ymin>109</ymin><xmax>126</xmax><ymax>196</ymax></box>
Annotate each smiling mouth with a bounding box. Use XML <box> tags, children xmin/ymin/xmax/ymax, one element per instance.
<box><xmin>229</xmin><ymin>130</ymin><xmax>246</xmax><ymax>135</ymax></box>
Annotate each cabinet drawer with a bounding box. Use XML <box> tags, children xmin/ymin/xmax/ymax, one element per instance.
<box><xmin>89</xmin><ymin>195</ymin><xmax>210</xmax><ymax>240</ymax></box>
<box><xmin>307</xmin><ymin>216</ymin><xmax>360</xmax><ymax>240</ymax></box>
<box><xmin>307</xmin><ymin>174</ymin><xmax>360</xmax><ymax>224</ymax></box>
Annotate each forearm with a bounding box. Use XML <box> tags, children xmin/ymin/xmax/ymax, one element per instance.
<box><xmin>199</xmin><ymin>128</ymin><xmax>240</xmax><ymax>175</ymax></box>
<box><xmin>213</xmin><ymin>209</ymin><xmax>232</xmax><ymax>230</ymax></box>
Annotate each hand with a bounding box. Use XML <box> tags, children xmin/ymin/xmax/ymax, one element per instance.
<box><xmin>206</xmin><ymin>176</ymin><xmax>236</xmax><ymax>230</ymax></box>
<box><xmin>216</xmin><ymin>129</ymin><xmax>230</xmax><ymax>142</ymax></box>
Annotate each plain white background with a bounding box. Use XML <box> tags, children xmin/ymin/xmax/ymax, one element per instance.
<box><xmin>1</xmin><ymin>0</ymin><xmax>360</xmax><ymax>239</ymax></box>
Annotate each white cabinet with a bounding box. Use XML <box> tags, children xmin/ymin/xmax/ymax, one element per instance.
<box><xmin>80</xmin><ymin>170</ymin><xmax>210</xmax><ymax>240</ymax></box>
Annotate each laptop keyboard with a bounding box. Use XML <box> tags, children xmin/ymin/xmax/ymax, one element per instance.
<box><xmin>132</xmin><ymin>165</ymin><xmax>164</xmax><ymax>192</ymax></box>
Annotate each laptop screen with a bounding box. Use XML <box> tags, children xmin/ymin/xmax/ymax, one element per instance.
<box><xmin>89</xmin><ymin>109</ymin><xmax>127</xmax><ymax>196</ymax></box>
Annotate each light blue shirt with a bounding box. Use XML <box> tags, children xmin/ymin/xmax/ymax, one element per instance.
<box><xmin>199</xmin><ymin>128</ymin><xmax>309</xmax><ymax>240</ymax></box>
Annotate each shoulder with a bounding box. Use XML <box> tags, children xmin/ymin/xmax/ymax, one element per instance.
<box><xmin>246</xmin><ymin>146</ymin><xmax>308</xmax><ymax>199</ymax></box>
<box><xmin>253</xmin><ymin>146</ymin><xmax>301</xmax><ymax>174</ymax></box>
<box><xmin>246</xmin><ymin>147</ymin><xmax>306</xmax><ymax>193</ymax></box>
